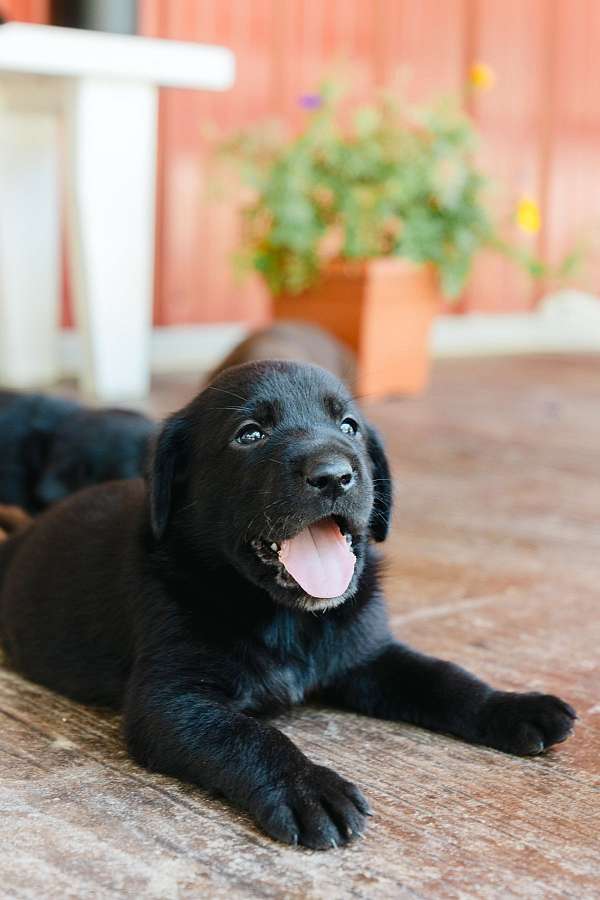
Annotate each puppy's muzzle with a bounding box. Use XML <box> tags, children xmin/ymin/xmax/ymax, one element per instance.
<box><xmin>283</xmin><ymin>436</ymin><xmax>363</xmax><ymax>511</ymax></box>
<box><xmin>305</xmin><ymin>456</ymin><xmax>356</xmax><ymax>500</ymax></box>
<box><xmin>305</xmin><ymin>455</ymin><xmax>355</xmax><ymax>500</ymax></box>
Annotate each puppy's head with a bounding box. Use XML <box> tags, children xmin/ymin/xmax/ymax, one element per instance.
<box><xmin>150</xmin><ymin>361</ymin><xmax>392</xmax><ymax>611</ymax></box>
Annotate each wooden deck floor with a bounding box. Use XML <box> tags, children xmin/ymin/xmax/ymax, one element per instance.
<box><xmin>1</xmin><ymin>355</ymin><xmax>599</xmax><ymax>899</ymax></box>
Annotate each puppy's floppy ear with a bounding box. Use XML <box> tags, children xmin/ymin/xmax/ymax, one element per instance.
<box><xmin>148</xmin><ymin>413</ymin><xmax>190</xmax><ymax>540</ymax></box>
<box><xmin>365</xmin><ymin>425</ymin><xmax>393</xmax><ymax>542</ymax></box>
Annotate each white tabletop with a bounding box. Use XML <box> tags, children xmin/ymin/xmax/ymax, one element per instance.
<box><xmin>0</xmin><ymin>22</ymin><xmax>235</xmax><ymax>89</ymax></box>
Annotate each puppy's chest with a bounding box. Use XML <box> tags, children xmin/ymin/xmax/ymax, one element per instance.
<box><xmin>230</xmin><ymin>621</ymin><xmax>330</xmax><ymax>715</ymax></box>
<box><xmin>232</xmin><ymin>657</ymin><xmax>309</xmax><ymax>715</ymax></box>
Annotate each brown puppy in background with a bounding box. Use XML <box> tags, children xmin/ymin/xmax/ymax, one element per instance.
<box><xmin>209</xmin><ymin>321</ymin><xmax>356</xmax><ymax>389</ymax></box>
<box><xmin>0</xmin><ymin>506</ymin><xmax>31</xmax><ymax>542</ymax></box>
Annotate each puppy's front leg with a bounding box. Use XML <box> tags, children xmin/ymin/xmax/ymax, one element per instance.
<box><xmin>319</xmin><ymin>642</ymin><xmax>576</xmax><ymax>755</ymax></box>
<box><xmin>123</xmin><ymin>658</ymin><xmax>370</xmax><ymax>849</ymax></box>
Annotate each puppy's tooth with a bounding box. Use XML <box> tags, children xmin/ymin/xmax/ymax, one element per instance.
<box><xmin>270</xmin><ymin>542</ymin><xmax>279</xmax><ymax>552</ymax></box>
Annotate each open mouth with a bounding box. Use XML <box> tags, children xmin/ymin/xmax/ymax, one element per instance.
<box><xmin>251</xmin><ymin>516</ymin><xmax>357</xmax><ymax>600</ymax></box>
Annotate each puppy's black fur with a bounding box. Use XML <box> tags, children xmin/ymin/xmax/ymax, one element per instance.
<box><xmin>0</xmin><ymin>391</ymin><xmax>155</xmax><ymax>513</ymax></box>
<box><xmin>0</xmin><ymin>363</ymin><xmax>575</xmax><ymax>849</ymax></box>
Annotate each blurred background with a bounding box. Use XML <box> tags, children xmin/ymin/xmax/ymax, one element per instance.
<box><xmin>0</xmin><ymin>0</ymin><xmax>599</xmax><ymax>403</ymax></box>
<box><xmin>141</xmin><ymin>0</ymin><xmax>597</xmax><ymax>323</ymax></box>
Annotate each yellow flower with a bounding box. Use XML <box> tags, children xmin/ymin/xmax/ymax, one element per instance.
<box><xmin>469</xmin><ymin>62</ymin><xmax>495</xmax><ymax>91</ymax></box>
<box><xmin>516</xmin><ymin>196</ymin><xmax>541</xmax><ymax>234</ymax></box>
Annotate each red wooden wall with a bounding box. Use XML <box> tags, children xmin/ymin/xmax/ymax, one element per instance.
<box><xmin>1</xmin><ymin>0</ymin><xmax>47</xmax><ymax>22</ymax></box>
<box><xmin>4</xmin><ymin>0</ymin><xmax>599</xmax><ymax>324</ymax></box>
<box><xmin>140</xmin><ymin>0</ymin><xmax>470</xmax><ymax>325</ymax></box>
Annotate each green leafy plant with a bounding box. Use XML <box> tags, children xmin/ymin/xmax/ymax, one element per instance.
<box><xmin>219</xmin><ymin>81</ymin><xmax>573</xmax><ymax>298</ymax></box>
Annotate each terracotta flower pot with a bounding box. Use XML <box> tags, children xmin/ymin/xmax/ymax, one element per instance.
<box><xmin>273</xmin><ymin>259</ymin><xmax>441</xmax><ymax>398</ymax></box>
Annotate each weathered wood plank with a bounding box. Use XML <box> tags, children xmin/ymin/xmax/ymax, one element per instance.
<box><xmin>1</xmin><ymin>356</ymin><xmax>599</xmax><ymax>898</ymax></box>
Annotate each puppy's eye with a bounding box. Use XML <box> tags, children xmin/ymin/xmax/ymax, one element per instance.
<box><xmin>340</xmin><ymin>417</ymin><xmax>359</xmax><ymax>436</ymax></box>
<box><xmin>235</xmin><ymin>423</ymin><xmax>266</xmax><ymax>446</ymax></box>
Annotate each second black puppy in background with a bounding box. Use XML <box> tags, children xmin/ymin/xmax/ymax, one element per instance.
<box><xmin>0</xmin><ymin>391</ymin><xmax>155</xmax><ymax>513</ymax></box>
<box><xmin>2</xmin><ymin>322</ymin><xmax>352</xmax><ymax>514</ymax></box>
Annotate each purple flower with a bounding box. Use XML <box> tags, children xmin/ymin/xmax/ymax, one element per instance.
<box><xmin>299</xmin><ymin>94</ymin><xmax>322</xmax><ymax>110</ymax></box>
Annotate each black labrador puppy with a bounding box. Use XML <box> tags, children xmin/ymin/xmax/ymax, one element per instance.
<box><xmin>0</xmin><ymin>391</ymin><xmax>155</xmax><ymax>512</ymax></box>
<box><xmin>0</xmin><ymin>362</ymin><xmax>575</xmax><ymax>849</ymax></box>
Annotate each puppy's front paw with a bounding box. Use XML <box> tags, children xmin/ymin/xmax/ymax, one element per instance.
<box><xmin>249</xmin><ymin>763</ymin><xmax>371</xmax><ymax>850</ymax></box>
<box><xmin>478</xmin><ymin>691</ymin><xmax>576</xmax><ymax>756</ymax></box>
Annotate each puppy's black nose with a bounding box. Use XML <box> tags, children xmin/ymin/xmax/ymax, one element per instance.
<box><xmin>305</xmin><ymin>457</ymin><xmax>355</xmax><ymax>497</ymax></box>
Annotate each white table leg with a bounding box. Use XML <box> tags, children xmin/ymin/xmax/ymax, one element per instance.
<box><xmin>0</xmin><ymin>109</ymin><xmax>61</xmax><ymax>388</ymax></box>
<box><xmin>65</xmin><ymin>78</ymin><xmax>157</xmax><ymax>401</ymax></box>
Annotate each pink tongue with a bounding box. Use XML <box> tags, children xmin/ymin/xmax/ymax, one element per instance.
<box><xmin>278</xmin><ymin>519</ymin><xmax>356</xmax><ymax>599</ymax></box>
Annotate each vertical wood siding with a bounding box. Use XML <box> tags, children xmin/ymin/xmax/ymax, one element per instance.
<box><xmin>4</xmin><ymin>1</ymin><xmax>599</xmax><ymax>322</ymax></box>
<box><xmin>139</xmin><ymin>0</ymin><xmax>470</xmax><ymax>325</ymax></box>
<box><xmin>1</xmin><ymin>0</ymin><xmax>47</xmax><ymax>22</ymax></box>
